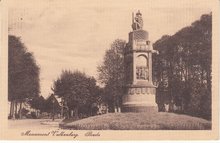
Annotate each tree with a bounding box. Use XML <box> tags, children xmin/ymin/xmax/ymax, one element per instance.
<box><xmin>53</xmin><ymin>70</ymin><xmax>100</xmax><ymax>118</ymax></box>
<box><xmin>8</xmin><ymin>35</ymin><xmax>40</xmax><ymax>119</ymax></box>
<box><xmin>153</xmin><ymin>13</ymin><xmax>212</xmax><ymax>119</ymax></box>
<box><xmin>29</xmin><ymin>96</ymin><xmax>46</xmax><ymax>115</ymax></box>
<box><xmin>97</xmin><ymin>39</ymin><xmax>126</xmax><ymax>112</ymax></box>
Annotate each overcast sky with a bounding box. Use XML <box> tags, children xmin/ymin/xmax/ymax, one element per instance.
<box><xmin>9</xmin><ymin>0</ymin><xmax>211</xmax><ymax>98</ymax></box>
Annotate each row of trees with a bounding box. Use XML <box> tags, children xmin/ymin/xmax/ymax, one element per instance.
<box><xmin>152</xmin><ymin>13</ymin><xmax>212</xmax><ymax>119</ymax></box>
<box><xmin>8</xmin><ymin>35</ymin><xmax>40</xmax><ymax>119</ymax></box>
<box><xmin>50</xmin><ymin>39</ymin><xmax>126</xmax><ymax>117</ymax></box>
<box><xmin>8</xmin><ymin>35</ymin><xmax>102</xmax><ymax>119</ymax></box>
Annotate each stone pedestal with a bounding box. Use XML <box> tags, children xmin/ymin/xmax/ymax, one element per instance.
<box><xmin>122</xmin><ymin>84</ymin><xmax>158</xmax><ymax>112</ymax></box>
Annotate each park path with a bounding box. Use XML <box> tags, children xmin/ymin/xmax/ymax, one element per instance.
<box><xmin>8</xmin><ymin>119</ymin><xmax>63</xmax><ymax>130</ymax></box>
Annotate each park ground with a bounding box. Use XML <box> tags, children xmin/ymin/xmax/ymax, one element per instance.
<box><xmin>8</xmin><ymin>112</ymin><xmax>211</xmax><ymax>130</ymax></box>
<box><xmin>60</xmin><ymin>112</ymin><xmax>211</xmax><ymax>130</ymax></box>
<box><xmin>8</xmin><ymin>119</ymin><xmax>62</xmax><ymax>130</ymax></box>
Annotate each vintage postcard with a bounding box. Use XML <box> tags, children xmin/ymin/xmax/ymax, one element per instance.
<box><xmin>0</xmin><ymin>0</ymin><xmax>219</xmax><ymax>140</ymax></box>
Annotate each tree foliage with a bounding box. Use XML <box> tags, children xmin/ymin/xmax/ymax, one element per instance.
<box><xmin>97</xmin><ymin>39</ymin><xmax>126</xmax><ymax>112</ymax></box>
<box><xmin>8</xmin><ymin>35</ymin><xmax>40</xmax><ymax>118</ymax></box>
<box><xmin>9</xmin><ymin>35</ymin><xmax>40</xmax><ymax>101</ymax></box>
<box><xmin>53</xmin><ymin>70</ymin><xmax>100</xmax><ymax>117</ymax></box>
<box><xmin>153</xmin><ymin>13</ymin><xmax>212</xmax><ymax>119</ymax></box>
<box><xmin>29</xmin><ymin>96</ymin><xmax>46</xmax><ymax>112</ymax></box>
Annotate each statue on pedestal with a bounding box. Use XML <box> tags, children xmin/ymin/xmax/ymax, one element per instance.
<box><xmin>132</xmin><ymin>10</ymin><xmax>143</xmax><ymax>30</ymax></box>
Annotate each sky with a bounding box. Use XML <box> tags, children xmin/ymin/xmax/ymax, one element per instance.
<box><xmin>8</xmin><ymin>0</ymin><xmax>211</xmax><ymax>98</ymax></box>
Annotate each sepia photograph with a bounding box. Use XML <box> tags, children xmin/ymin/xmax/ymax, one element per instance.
<box><xmin>0</xmin><ymin>0</ymin><xmax>219</xmax><ymax>140</ymax></box>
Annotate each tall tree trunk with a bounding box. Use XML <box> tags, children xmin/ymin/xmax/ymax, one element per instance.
<box><xmin>201</xmin><ymin>69</ymin><xmax>204</xmax><ymax>84</ymax></box>
<box><xmin>206</xmin><ymin>70</ymin><xmax>211</xmax><ymax>92</ymax></box>
<box><xmin>15</xmin><ymin>101</ymin><xmax>18</xmax><ymax>118</ymax></box>
<box><xmin>10</xmin><ymin>101</ymin><xmax>15</xmax><ymax>118</ymax></box>
<box><xmin>12</xmin><ymin>101</ymin><xmax>15</xmax><ymax>119</ymax></box>
<box><xmin>19</xmin><ymin>101</ymin><xmax>22</xmax><ymax>119</ymax></box>
<box><xmin>75</xmin><ymin>107</ymin><xmax>79</xmax><ymax>119</ymax></box>
<box><xmin>67</xmin><ymin>109</ymin><xmax>70</xmax><ymax>119</ymax></box>
<box><xmin>113</xmin><ymin>95</ymin><xmax>116</xmax><ymax>113</ymax></box>
<box><xmin>9</xmin><ymin>101</ymin><xmax>13</xmax><ymax>117</ymax></box>
<box><xmin>69</xmin><ymin>110</ymin><xmax>72</xmax><ymax>118</ymax></box>
<box><xmin>116</xmin><ymin>98</ymin><xmax>118</xmax><ymax>112</ymax></box>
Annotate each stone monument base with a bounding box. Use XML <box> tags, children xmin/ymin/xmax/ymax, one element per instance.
<box><xmin>122</xmin><ymin>106</ymin><xmax>158</xmax><ymax>112</ymax></box>
<box><xmin>122</xmin><ymin>90</ymin><xmax>158</xmax><ymax>112</ymax></box>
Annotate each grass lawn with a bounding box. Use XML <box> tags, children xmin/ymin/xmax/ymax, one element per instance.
<box><xmin>59</xmin><ymin>112</ymin><xmax>211</xmax><ymax>130</ymax></box>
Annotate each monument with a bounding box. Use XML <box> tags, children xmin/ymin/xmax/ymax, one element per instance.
<box><xmin>122</xmin><ymin>10</ymin><xmax>158</xmax><ymax>112</ymax></box>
